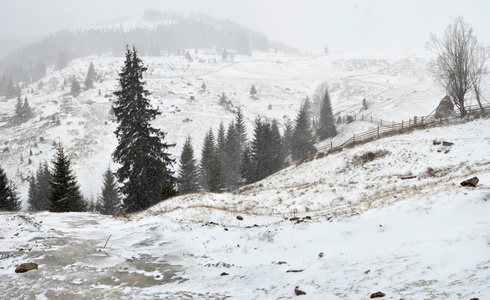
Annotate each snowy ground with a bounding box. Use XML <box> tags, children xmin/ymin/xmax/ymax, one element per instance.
<box><xmin>1</xmin><ymin>116</ymin><xmax>489</xmax><ymax>299</ymax></box>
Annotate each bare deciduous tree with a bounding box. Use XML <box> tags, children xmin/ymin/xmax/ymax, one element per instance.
<box><xmin>427</xmin><ymin>17</ymin><xmax>488</xmax><ymax>117</ymax></box>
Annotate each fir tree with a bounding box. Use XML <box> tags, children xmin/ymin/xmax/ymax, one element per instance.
<box><xmin>71</xmin><ymin>79</ymin><xmax>81</xmax><ymax>96</ymax></box>
<box><xmin>270</xmin><ymin>119</ymin><xmax>284</xmax><ymax>172</ymax></box>
<box><xmin>200</xmin><ymin>128</ymin><xmax>222</xmax><ymax>192</ymax></box>
<box><xmin>0</xmin><ymin>166</ymin><xmax>21</xmax><ymax>211</ymax></box>
<box><xmin>282</xmin><ymin>120</ymin><xmax>294</xmax><ymax>158</ymax></box>
<box><xmin>98</xmin><ymin>167</ymin><xmax>120</xmax><ymax>215</ymax></box>
<box><xmin>49</xmin><ymin>144</ymin><xmax>86</xmax><ymax>212</ymax></box>
<box><xmin>223</xmin><ymin>122</ymin><xmax>240</xmax><ymax>190</ymax></box>
<box><xmin>85</xmin><ymin>77</ymin><xmax>94</xmax><ymax>89</ymax></box>
<box><xmin>22</xmin><ymin>96</ymin><xmax>32</xmax><ymax>119</ymax></box>
<box><xmin>112</xmin><ymin>46</ymin><xmax>175</xmax><ymax>213</ymax></box>
<box><xmin>250</xmin><ymin>84</ymin><xmax>257</xmax><ymax>97</ymax></box>
<box><xmin>249</xmin><ymin>118</ymin><xmax>283</xmax><ymax>182</ymax></box>
<box><xmin>317</xmin><ymin>86</ymin><xmax>337</xmax><ymax>140</ymax></box>
<box><xmin>235</xmin><ymin>107</ymin><xmax>247</xmax><ymax>154</ymax></box>
<box><xmin>240</xmin><ymin>144</ymin><xmax>255</xmax><ymax>184</ymax></box>
<box><xmin>14</xmin><ymin>96</ymin><xmax>23</xmax><ymax>119</ymax></box>
<box><xmin>291</xmin><ymin>101</ymin><xmax>315</xmax><ymax>160</ymax></box>
<box><xmin>28</xmin><ymin>162</ymin><xmax>50</xmax><ymax>211</ymax></box>
<box><xmin>177</xmin><ymin>136</ymin><xmax>200</xmax><ymax>194</ymax></box>
<box><xmin>87</xmin><ymin>62</ymin><xmax>96</xmax><ymax>81</ymax></box>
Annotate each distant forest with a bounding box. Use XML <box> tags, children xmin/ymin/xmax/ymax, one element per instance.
<box><xmin>0</xmin><ymin>10</ymin><xmax>298</xmax><ymax>93</ymax></box>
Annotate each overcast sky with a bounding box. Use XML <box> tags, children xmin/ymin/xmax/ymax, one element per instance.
<box><xmin>0</xmin><ymin>0</ymin><xmax>489</xmax><ymax>55</ymax></box>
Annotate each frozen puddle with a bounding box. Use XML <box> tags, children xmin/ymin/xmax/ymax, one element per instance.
<box><xmin>0</xmin><ymin>213</ymin><xmax>226</xmax><ymax>300</ymax></box>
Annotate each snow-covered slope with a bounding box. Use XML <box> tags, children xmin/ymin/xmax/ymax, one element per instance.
<box><xmin>0</xmin><ymin>50</ymin><xmax>457</xmax><ymax>203</ymax></box>
<box><xmin>1</xmin><ymin>116</ymin><xmax>489</xmax><ymax>299</ymax></box>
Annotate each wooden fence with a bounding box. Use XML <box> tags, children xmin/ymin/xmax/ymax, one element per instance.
<box><xmin>292</xmin><ymin>102</ymin><xmax>490</xmax><ymax>165</ymax></box>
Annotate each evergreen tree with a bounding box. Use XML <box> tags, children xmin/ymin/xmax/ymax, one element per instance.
<box><xmin>22</xmin><ymin>96</ymin><xmax>32</xmax><ymax>119</ymax></box>
<box><xmin>270</xmin><ymin>119</ymin><xmax>284</xmax><ymax>172</ymax></box>
<box><xmin>0</xmin><ymin>166</ymin><xmax>21</xmax><ymax>211</ymax></box>
<box><xmin>14</xmin><ymin>96</ymin><xmax>23</xmax><ymax>119</ymax></box>
<box><xmin>71</xmin><ymin>79</ymin><xmax>81</xmax><ymax>96</ymax></box>
<box><xmin>98</xmin><ymin>167</ymin><xmax>120</xmax><ymax>215</ymax></box>
<box><xmin>223</xmin><ymin>122</ymin><xmax>240</xmax><ymax>190</ymax></box>
<box><xmin>85</xmin><ymin>77</ymin><xmax>94</xmax><ymax>89</ymax></box>
<box><xmin>249</xmin><ymin>118</ymin><xmax>284</xmax><ymax>182</ymax></box>
<box><xmin>282</xmin><ymin>120</ymin><xmax>294</xmax><ymax>158</ymax></box>
<box><xmin>250</xmin><ymin>84</ymin><xmax>257</xmax><ymax>97</ymax></box>
<box><xmin>112</xmin><ymin>46</ymin><xmax>175</xmax><ymax>213</ymax></box>
<box><xmin>291</xmin><ymin>101</ymin><xmax>315</xmax><ymax>160</ymax></box>
<box><xmin>49</xmin><ymin>144</ymin><xmax>86</xmax><ymax>212</ymax></box>
<box><xmin>240</xmin><ymin>144</ymin><xmax>255</xmax><ymax>184</ymax></box>
<box><xmin>317</xmin><ymin>86</ymin><xmax>337</xmax><ymax>140</ymax></box>
<box><xmin>87</xmin><ymin>62</ymin><xmax>96</xmax><ymax>81</ymax></box>
<box><xmin>235</xmin><ymin>107</ymin><xmax>247</xmax><ymax>154</ymax></box>
<box><xmin>200</xmin><ymin>128</ymin><xmax>222</xmax><ymax>192</ymax></box>
<box><xmin>28</xmin><ymin>162</ymin><xmax>50</xmax><ymax>211</ymax></box>
<box><xmin>216</xmin><ymin>122</ymin><xmax>226</xmax><ymax>159</ymax></box>
<box><xmin>177</xmin><ymin>136</ymin><xmax>200</xmax><ymax>194</ymax></box>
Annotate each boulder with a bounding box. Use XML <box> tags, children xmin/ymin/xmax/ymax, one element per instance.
<box><xmin>294</xmin><ymin>286</ymin><xmax>306</xmax><ymax>296</ymax></box>
<box><xmin>370</xmin><ymin>291</ymin><xmax>385</xmax><ymax>298</ymax></box>
<box><xmin>460</xmin><ymin>177</ymin><xmax>479</xmax><ymax>187</ymax></box>
<box><xmin>434</xmin><ymin>96</ymin><xmax>454</xmax><ymax>118</ymax></box>
<box><xmin>15</xmin><ymin>262</ymin><xmax>38</xmax><ymax>273</ymax></box>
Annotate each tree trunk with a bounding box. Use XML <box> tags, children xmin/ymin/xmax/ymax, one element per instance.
<box><xmin>474</xmin><ymin>84</ymin><xmax>485</xmax><ymax>112</ymax></box>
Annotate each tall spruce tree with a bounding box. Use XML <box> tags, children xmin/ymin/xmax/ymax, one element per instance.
<box><xmin>282</xmin><ymin>120</ymin><xmax>294</xmax><ymax>158</ymax></box>
<box><xmin>235</xmin><ymin>107</ymin><xmax>247</xmax><ymax>154</ymax></box>
<box><xmin>22</xmin><ymin>96</ymin><xmax>32</xmax><ymax>119</ymax></box>
<box><xmin>112</xmin><ymin>46</ymin><xmax>175</xmax><ymax>213</ymax></box>
<box><xmin>200</xmin><ymin>128</ymin><xmax>222</xmax><ymax>192</ymax></box>
<box><xmin>291</xmin><ymin>101</ymin><xmax>315</xmax><ymax>160</ymax></box>
<box><xmin>240</xmin><ymin>144</ymin><xmax>255</xmax><ymax>184</ymax></box>
<box><xmin>317</xmin><ymin>86</ymin><xmax>337</xmax><ymax>140</ymax></box>
<box><xmin>223</xmin><ymin>122</ymin><xmax>240</xmax><ymax>190</ymax></box>
<box><xmin>249</xmin><ymin>118</ymin><xmax>284</xmax><ymax>182</ymax></box>
<box><xmin>98</xmin><ymin>167</ymin><xmax>120</xmax><ymax>215</ymax></box>
<box><xmin>87</xmin><ymin>62</ymin><xmax>96</xmax><ymax>81</ymax></box>
<box><xmin>270</xmin><ymin>119</ymin><xmax>284</xmax><ymax>173</ymax></box>
<box><xmin>28</xmin><ymin>162</ymin><xmax>50</xmax><ymax>211</ymax></box>
<box><xmin>0</xmin><ymin>166</ymin><xmax>21</xmax><ymax>211</ymax></box>
<box><xmin>49</xmin><ymin>144</ymin><xmax>86</xmax><ymax>212</ymax></box>
<box><xmin>14</xmin><ymin>97</ymin><xmax>23</xmax><ymax>119</ymax></box>
<box><xmin>177</xmin><ymin>136</ymin><xmax>200</xmax><ymax>194</ymax></box>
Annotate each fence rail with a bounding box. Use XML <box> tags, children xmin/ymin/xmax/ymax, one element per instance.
<box><xmin>292</xmin><ymin>103</ymin><xmax>490</xmax><ymax>166</ymax></box>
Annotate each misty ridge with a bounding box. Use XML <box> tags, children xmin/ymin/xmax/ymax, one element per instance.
<box><xmin>0</xmin><ymin>9</ymin><xmax>298</xmax><ymax>90</ymax></box>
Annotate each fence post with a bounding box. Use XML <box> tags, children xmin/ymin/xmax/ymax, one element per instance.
<box><xmin>377</xmin><ymin>126</ymin><xmax>380</xmax><ymax>138</ymax></box>
<box><xmin>421</xmin><ymin>116</ymin><xmax>424</xmax><ymax>124</ymax></box>
<box><xmin>414</xmin><ymin>116</ymin><xmax>417</xmax><ymax>125</ymax></box>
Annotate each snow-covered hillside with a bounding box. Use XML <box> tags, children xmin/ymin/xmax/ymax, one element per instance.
<box><xmin>1</xmin><ymin>116</ymin><xmax>489</xmax><ymax>299</ymax></box>
<box><xmin>0</xmin><ymin>49</ymin><xmax>458</xmax><ymax>203</ymax></box>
